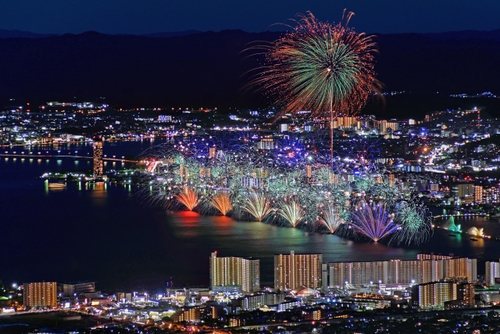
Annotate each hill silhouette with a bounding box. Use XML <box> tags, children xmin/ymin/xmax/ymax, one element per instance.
<box><xmin>0</xmin><ymin>29</ymin><xmax>499</xmax><ymax>117</ymax></box>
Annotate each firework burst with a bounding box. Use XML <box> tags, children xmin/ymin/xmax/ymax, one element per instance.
<box><xmin>251</xmin><ymin>11</ymin><xmax>380</xmax><ymax>119</ymax></box>
<box><xmin>349</xmin><ymin>200</ymin><xmax>399</xmax><ymax>243</ymax></box>
<box><xmin>242</xmin><ymin>190</ymin><xmax>274</xmax><ymax>222</ymax></box>
<box><xmin>278</xmin><ymin>200</ymin><xmax>304</xmax><ymax>228</ymax></box>
<box><xmin>318</xmin><ymin>204</ymin><xmax>345</xmax><ymax>234</ymax></box>
<box><xmin>209</xmin><ymin>193</ymin><xmax>233</xmax><ymax>216</ymax></box>
<box><xmin>174</xmin><ymin>186</ymin><xmax>200</xmax><ymax>211</ymax></box>
<box><xmin>391</xmin><ymin>199</ymin><xmax>432</xmax><ymax>246</ymax></box>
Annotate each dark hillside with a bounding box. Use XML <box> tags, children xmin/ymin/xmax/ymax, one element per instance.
<box><xmin>0</xmin><ymin>29</ymin><xmax>499</xmax><ymax>116</ymax></box>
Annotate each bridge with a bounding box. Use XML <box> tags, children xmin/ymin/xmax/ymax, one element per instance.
<box><xmin>0</xmin><ymin>152</ymin><xmax>138</xmax><ymax>163</ymax></box>
<box><xmin>433</xmin><ymin>213</ymin><xmax>488</xmax><ymax>220</ymax></box>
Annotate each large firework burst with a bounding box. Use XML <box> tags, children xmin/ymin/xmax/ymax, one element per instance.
<box><xmin>175</xmin><ymin>186</ymin><xmax>200</xmax><ymax>211</ymax></box>
<box><xmin>278</xmin><ymin>200</ymin><xmax>304</xmax><ymax>228</ymax></box>
<box><xmin>242</xmin><ymin>190</ymin><xmax>273</xmax><ymax>222</ymax></box>
<box><xmin>252</xmin><ymin>11</ymin><xmax>380</xmax><ymax>118</ymax></box>
<box><xmin>349</xmin><ymin>200</ymin><xmax>399</xmax><ymax>243</ymax></box>
<box><xmin>318</xmin><ymin>204</ymin><xmax>346</xmax><ymax>234</ymax></box>
<box><xmin>209</xmin><ymin>193</ymin><xmax>233</xmax><ymax>216</ymax></box>
<box><xmin>391</xmin><ymin>199</ymin><xmax>432</xmax><ymax>246</ymax></box>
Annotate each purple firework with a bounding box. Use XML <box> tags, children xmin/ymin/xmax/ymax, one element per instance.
<box><xmin>350</xmin><ymin>200</ymin><xmax>399</xmax><ymax>243</ymax></box>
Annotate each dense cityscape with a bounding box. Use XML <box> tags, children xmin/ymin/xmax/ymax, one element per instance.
<box><xmin>3</xmin><ymin>2</ymin><xmax>500</xmax><ymax>333</ymax></box>
<box><xmin>2</xmin><ymin>98</ymin><xmax>500</xmax><ymax>332</ymax></box>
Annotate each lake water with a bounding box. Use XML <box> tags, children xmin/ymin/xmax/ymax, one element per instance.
<box><xmin>1</xmin><ymin>141</ymin><xmax>499</xmax><ymax>292</ymax></box>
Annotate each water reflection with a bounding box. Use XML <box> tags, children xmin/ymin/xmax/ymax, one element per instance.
<box><xmin>173</xmin><ymin>211</ymin><xmax>202</xmax><ymax>237</ymax></box>
<box><xmin>211</xmin><ymin>215</ymin><xmax>233</xmax><ymax>227</ymax></box>
<box><xmin>167</xmin><ymin>212</ymin><xmax>419</xmax><ymax>267</ymax></box>
<box><xmin>89</xmin><ymin>182</ymin><xmax>108</xmax><ymax>206</ymax></box>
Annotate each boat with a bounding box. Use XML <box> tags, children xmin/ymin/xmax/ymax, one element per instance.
<box><xmin>48</xmin><ymin>182</ymin><xmax>66</xmax><ymax>189</ymax></box>
<box><xmin>470</xmin><ymin>237</ymin><xmax>478</xmax><ymax>241</ymax></box>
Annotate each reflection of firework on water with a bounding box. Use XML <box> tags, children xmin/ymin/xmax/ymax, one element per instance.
<box><xmin>391</xmin><ymin>199</ymin><xmax>432</xmax><ymax>246</ymax></box>
<box><xmin>209</xmin><ymin>193</ymin><xmax>233</xmax><ymax>216</ymax></box>
<box><xmin>318</xmin><ymin>204</ymin><xmax>345</xmax><ymax>234</ymax></box>
<box><xmin>349</xmin><ymin>200</ymin><xmax>399</xmax><ymax>243</ymax></box>
<box><xmin>242</xmin><ymin>190</ymin><xmax>273</xmax><ymax>222</ymax></box>
<box><xmin>278</xmin><ymin>201</ymin><xmax>304</xmax><ymax>228</ymax></box>
<box><xmin>175</xmin><ymin>186</ymin><xmax>200</xmax><ymax>211</ymax></box>
<box><xmin>250</xmin><ymin>11</ymin><xmax>380</xmax><ymax>118</ymax></box>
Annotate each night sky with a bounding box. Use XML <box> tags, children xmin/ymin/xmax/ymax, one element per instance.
<box><xmin>1</xmin><ymin>0</ymin><xmax>500</xmax><ymax>35</ymax></box>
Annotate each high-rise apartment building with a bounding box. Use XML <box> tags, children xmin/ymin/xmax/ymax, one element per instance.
<box><xmin>475</xmin><ymin>185</ymin><xmax>483</xmax><ymax>203</ymax></box>
<box><xmin>451</xmin><ymin>183</ymin><xmax>474</xmax><ymax>200</ymax></box>
<box><xmin>412</xmin><ymin>281</ymin><xmax>457</xmax><ymax>309</ymax></box>
<box><xmin>411</xmin><ymin>281</ymin><xmax>475</xmax><ymax>310</ymax></box>
<box><xmin>232</xmin><ymin>292</ymin><xmax>286</xmax><ymax>312</ymax></box>
<box><xmin>456</xmin><ymin>282</ymin><xmax>475</xmax><ymax>307</ymax></box>
<box><xmin>274</xmin><ymin>250</ymin><xmax>322</xmax><ymax>290</ymax></box>
<box><xmin>59</xmin><ymin>281</ymin><xmax>96</xmax><ymax>297</ymax></box>
<box><xmin>23</xmin><ymin>282</ymin><xmax>57</xmax><ymax>308</ymax></box>
<box><xmin>485</xmin><ymin>261</ymin><xmax>500</xmax><ymax>286</ymax></box>
<box><xmin>378</xmin><ymin>120</ymin><xmax>400</xmax><ymax>134</ymax></box>
<box><xmin>210</xmin><ymin>251</ymin><xmax>260</xmax><ymax>294</ymax></box>
<box><xmin>326</xmin><ymin>256</ymin><xmax>476</xmax><ymax>288</ymax></box>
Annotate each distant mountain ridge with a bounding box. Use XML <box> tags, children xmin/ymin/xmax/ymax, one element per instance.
<box><xmin>141</xmin><ymin>30</ymin><xmax>202</xmax><ymax>38</ymax></box>
<box><xmin>0</xmin><ymin>29</ymin><xmax>54</xmax><ymax>39</ymax></box>
<box><xmin>0</xmin><ymin>29</ymin><xmax>205</xmax><ymax>39</ymax></box>
<box><xmin>421</xmin><ymin>29</ymin><xmax>500</xmax><ymax>41</ymax></box>
<box><xmin>3</xmin><ymin>28</ymin><xmax>500</xmax><ymax>41</ymax></box>
<box><xmin>0</xmin><ymin>28</ymin><xmax>499</xmax><ymax>116</ymax></box>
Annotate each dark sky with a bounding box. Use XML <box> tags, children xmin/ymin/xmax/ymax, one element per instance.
<box><xmin>1</xmin><ymin>0</ymin><xmax>500</xmax><ymax>35</ymax></box>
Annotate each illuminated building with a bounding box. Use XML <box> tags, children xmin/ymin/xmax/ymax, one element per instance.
<box><xmin>23</xmin><ymin>282</ymin><xmax>57</xmax><ymax>308</ymax></box>
<box><xmin>377</xmin><ymin>120</ymin><xmax>400</xmax><ymax>134</ymax></box>
<box><xmin>388</xmin><ymin>173</ymin><xmax>395</xmax><ymax>186</ymax></box>
<box><xmin>59</xmin><ymin>281</ymin><xmax>96</xmax><ymax>297</ymax></box>
<box><xmin>444</xmin><ymin>258</ymin><xmax>477</xmax><ymax>283</ymax></box>
<box><xmin>456</xmin><ymin>282</ymin><xmax>475</xmax><ymax>307</ymax></box>
<box><xmin>172</xmin><ymin>306</ymin><xmax>201</xmax><ymax>322</ymax></box>
<box><xmin>157</xmin><ymin>115</ymin><xmax>173</xmax><ymax>122</ymax></box>
<box><xmin>326</xmin><ymin>256</ymin><xmax>476</xmax><ymax>288</ymax></box>
<box><xmin>279</xmin><ymin>123</ymin><xmax>289</xmax><ymax>132</ymax></box>
<box><xmin>274</xmin><ymin>250</ymin><xmax>322</xmax><ymax>290</ymax></box>
<box><xmin>451</xmin><ymin>183</ymin><xmax>474</xmax><ymax>201</ymax></box>
<box><xmin>333</xmin><ymin>116</ymin><xmax>358</xmax><ymax>129</ymax></box>
<box><xmin>232</xmin><ymin>292</ymin><xmax>286</xmax><ymax>312</ymax></box>
<box><xmin>241</xmin><ymin>177</ymin><xmax>264</xmax><ymax>189</ymax></box>
<box><xmin>411</xmin><ymin>281</ymin><xmax>475</xmax><ymax>310</ymax></box>
<box><xmin>485</xmin><ymin>261</ymin><xmax>500</xmax><ymax>286</ymax></box>
<box><xmin>209</xmin><ymin>147</ymin><xmax>216</xmax><ymax>158</ymax></box>
<box><xmin>257</xmin><ymin>138</ymin><xmax>274</xmax><ymax>150</ymax></box>
<box><xmin>474</xmin><ymin>185</ymin><xmax>483</xmax><ymax>203</ymax></box>
<box><xmin>93</xmin><ymin>139</ymin><xmax>104</xmax><ymax>178</ymax></box>
<box><xmin>210</xmin><ymin>251</ymin><xmax>260</xmax><ymax>294</ymax></box>
<box><xmin>412</xmin><ymin>281</ymin><xmax>457</xmax><ymax>309</ymax></box>
<box><xmin>417</xmin><ymin>254</ymin><xmax>452</xmax><ymax>261</ymax></box>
